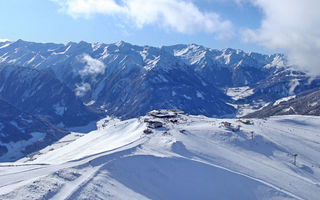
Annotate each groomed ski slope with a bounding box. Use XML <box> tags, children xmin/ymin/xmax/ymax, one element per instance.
<box><xmin>0</xmin><ymin>114</ymin><xmax>320</xmax><ymax>200</ymax></box>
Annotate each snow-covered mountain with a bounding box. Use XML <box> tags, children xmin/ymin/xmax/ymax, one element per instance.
<box><xmin>246</xmin><ymin>88</ymin><xmax>320</xmax><ymax>118</ymax></box>
<box><xmin>1</xmin><ymin>40</ymin><xmax>320</xmax><ymax>199</ymax></box>
<box><xmin>0</xmin><ymin>111</ymin><xmax>319</xmax><ymax>199</ymax></box>
<box><xmin>0</xmin><ymin>65</ymin><xmax>102</xmax><ymax>127</ymax></box>
<box><xmin>0</xmin><ymin>40</ymin><xmax>240</xmax><ymax>120</ymax></box>
<box><xmin>1</xmin><ymin>39</ymin><xmax>320</xmax><ymax>125</ymax></box>
<box><xmin>0</xmin><ymin>40</ymin><xmax>286</xmax><ymax>89</ymax></box>
<box><xmin>0</xmin><ymin>98</ymin><xmax>68</xmax><ymax>161</ymax></box>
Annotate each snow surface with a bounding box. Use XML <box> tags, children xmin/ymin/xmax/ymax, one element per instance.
<box><xmin>0</xmin><ymin>132</ymin><xmax>46</xmax><ymax>162</ymax></box>
<box><xmin>0</xmin><ymin>114</ymin><xmax>320</xmax><ymax>199</ymax></box>
<box><xmin>53</xmin><ymin>103</ymin><xmax>66</xmax><ymax>116</ymax></box>
<box><xmin>274</xmin><ymin>95</ymin><xmax>296</xmax><ymax>106</ymax></box>
<box><xmin>226</xmin><ymin>86</ymin><xmax>254</xmax><ymax>101</ymax></box>
<box><xmin>234</xmin><ymin>101</ymin><xmax>271</xmax><ymax>117</ymax></box>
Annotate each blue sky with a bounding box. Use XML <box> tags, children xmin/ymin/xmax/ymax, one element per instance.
<box><xmin>0</xmin><ymin>0</ymin><xmax>267</xmax><ymax>53</ymax></box>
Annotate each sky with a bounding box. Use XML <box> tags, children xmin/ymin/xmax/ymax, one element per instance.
<box><xmin>0</xmin><ymin>0</ymin><xmax>263</xmax><ymax>51</ymax></box>
<box><xmin>0</xmin><ymin>0</ymin><xmax>319</xmax><ymax>75</ymax></box>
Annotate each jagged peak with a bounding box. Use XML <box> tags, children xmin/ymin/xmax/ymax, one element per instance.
<box><xmin>1</xmin><ymin>39</ymin><xmax>280</xmax><ymax>60</ymax></box>
<box><xmin>115</xmin><ymin>40</ymin><xmax>132</xmax><ymax>48</ymax></box>
<box><xmin>0</xmin><ymin>39</ymin><xmax>9</xmax><ymax>43</ymax></box>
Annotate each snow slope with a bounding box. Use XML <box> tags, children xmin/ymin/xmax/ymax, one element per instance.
<box><xmin>0</xmin><ymin>114</ymin><xmax>319</xmax><ymax>200</ymax></box>
<box><xmin>226</xmin><ymin>86</ymin><xmax>254</xmax><ymax>100</ymax></box>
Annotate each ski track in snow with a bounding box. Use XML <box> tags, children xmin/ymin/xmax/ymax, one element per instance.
<box><xmin>0</xmin><ymin>115</ymin><xmax>320</xmax><ymax>200</ymax></box>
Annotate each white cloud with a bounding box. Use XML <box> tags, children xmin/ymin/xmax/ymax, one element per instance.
<box><xmin>0</xmin><ymin>39</ymin><xmax>9</xmax><ymax>42</ymax></box>
<box><xmin>52</xmin><ymin>0</ymin><xmax>125</xmax><ymax>18</ymax></box>
<box><xmin>52</xmin><ymin>0</ymin><xmax>234</xmax><ymax>40</ymax></box>
<box><xmin>75</xmin><ymin>54</ymin><xmax>105</xmax><ymax>97</ymax></box>
<box><xmin>242</xmin><ymin>0</ymin><xmax>320</xmax><ymax>76</ymax></box>
<box><xmin>75</xmin><ymin>82</ymin><xmax>91</xmax><ymax>97</ymax></box>
<box><xmin>79</xmin><ymin>54</ymin><xmax>106</xmax><ymax>76</ymax></box>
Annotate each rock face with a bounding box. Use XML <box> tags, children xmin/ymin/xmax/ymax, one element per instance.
<box><xmin>0</xmin><ymin>65</ymin><xmax>101</xmax><ymax>127</ymax></box>
<box><xmin>245</xmin><ymin>89</ymin><xmax>320</xmax><ymax>118</ymax></box>
<box><xmin>0</xmin><ymin>40</ymin><xmax>319</xmax><ymax>122</ymax></box>
<box><xmin>0</xmin><ymin>98</ymin><xmax>68</xmax><ymax>161</ymax></box>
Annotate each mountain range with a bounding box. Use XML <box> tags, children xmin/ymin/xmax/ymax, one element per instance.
<box><xmin>0</xmin><ymin>39</ymin><xmax>320</xmax><ymax>160</ymax></box>
<box><xmin>0</xmin><ymin>40</ymin><xmax>320</xmax><ymax>199</ymax></box>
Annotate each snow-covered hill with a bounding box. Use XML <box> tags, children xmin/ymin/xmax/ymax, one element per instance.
<box><xmin>0</xmin><ymin>111</ymin><xmax>319</xmax><ymax>200</ymax></box>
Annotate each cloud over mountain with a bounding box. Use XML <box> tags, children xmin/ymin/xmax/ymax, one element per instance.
<box><xmin>52</xmin><ymin>0</ymin><xmax>234</xmax><ymax>40</ymax></box>
<box><xmin>80</xmin><ymin>54</ymin><xmax>106</xmax><ymax>77</ymax></box>
<box><xmin>242</xmin><ymin>0</ymin><xmax>320</xmax><ymax>76</ymax></box>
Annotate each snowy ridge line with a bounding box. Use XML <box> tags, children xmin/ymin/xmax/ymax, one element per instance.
<box><xmin>157</xmin><ymin>138</ymin><xmax>303</xmax><ymax>200</ymax></box>
<box><xmin>195</xmin><ymin>134</ymin><xmax>298</xmax><ymax>183</ymax></box>
<box><xmin>50</xmin><ymin>165</ymin><xmax>102</xmax><ymax>200</ymax></box>
<box><xmin>0</xmin><ymin>140</ymin><xmax>146</xmax><ymax>197</ymax></box>
<box><xmin>57</xmin><ymin>145</ymin><xmax>145</xmax><ymax>200</ymax></box>
<box><xmin>0</xmin><ymin>163</ymin><xmax>49</xmax><ymax>167</ymax></box>
<box><xmin>0</xmin><ymin>166</ymin><xmax>47</xmax><ymax>178</ymax></box>
<box><xmin>0</xmin><ymin>120</ymin><xmax>147</xmax><ymax>196</ymax></box>
<box><xmin>180</xmin><ymin>128</ymin><xmax>313</xmax><ymax>199</ymax></box>
<box><xmin>188</xmin><ymin>156</ymin><xmax>304</xmax><ymax>200</ymax></box>
<box><xmin>0</xmin><ymin>114</ymin><xmax>320</xmax><ymax>199</ymax></box>
<box><xmin>257</xmin><ymin>124</ymin><xmax>320</xmax><ymax>186</ymax></box>
<box><xmin>62</xmin><ymin>136</ymin><xmax>148</xmax><ymax>166</ymax></box>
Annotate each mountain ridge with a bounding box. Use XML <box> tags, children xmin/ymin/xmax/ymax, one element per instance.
<box><xmin>0</xmin><ymin>39</ymin><xmax>319</xmax><ymax>122</ymax></box>
<box><xmin>0</xmin><ymin>40</ymin><xmax>320</xmax><ymax>199</ymax></box>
